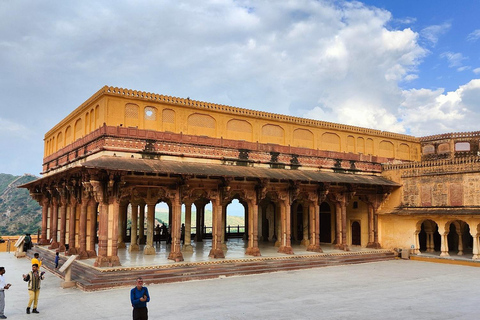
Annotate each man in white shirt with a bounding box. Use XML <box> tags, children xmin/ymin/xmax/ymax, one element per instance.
<box><xmin>0</xmin><ymin>267</ymin><xmax>12</xmax><ymax>319</ymax></box>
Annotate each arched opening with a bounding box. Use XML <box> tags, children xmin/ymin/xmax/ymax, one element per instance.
<box><xmin>290</xmin><ymin>201</ymin><xmax>305</xmax><ymax>245</ymax></box>
<box><xmin>259</xmin><ymin>198</ymin><xmax>276</xmax><ymax>243</ymax></box>
<box><xmin>226</xmin><ymin>199</ymin><xmax>247</xmax><ymax>241</ymax></box>
<box><xmin>320</xmin><ymin>202</ymin><xmax>332</xmax><ymax>243</ymax></box>
<box><xmin>418</xmin><ymin>220</ymin><xmax>441</xmax><ymax>253</ymax></box>
<box><xmin>351</xmin><ymin>221</ymin><xmax>361</xmax><ymax>245</ymax></box>
<box><xmin>446</xmin><ymin>220</ymin><xmax>472</xmax><ymax>255</ymax></box>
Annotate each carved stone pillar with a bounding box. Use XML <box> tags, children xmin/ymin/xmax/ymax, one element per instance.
<box><xmin>117</xmin><ymin>202</ymin><xmax>127</xmax><ymax>249</ymax></box>
<box><xmin>334</xmin><ymin>201</ymin><xmax>342</xmax><ymax>249</ymax></box>
<box><xmin>143</xmin><ymin>201</ymin><xmax>156</xmax><ymax>255</ymax></box>
<box><xmin>129</xmin><ymin>202</ymin><xmax>139</xmax><ymax>252</ymax></box>
<box><xmin>426</xmin><ymin>231</ymin><xmax>434</xmax><ymax>252</ymax></box>
<box><xmin>182</xmin><ymin>201</ymin><xmax>193</xmax><ymax>253</ymax></box>
<box><xmin>77</xmin><ymin>198</ymin><xmax>89</xmax><ymax>259</ymax></box>
<box><xmin>92</xmin><ymin>179</ymin><xmax>121</xmax><ymax>267</ymax></box>
<box><xmin>413</xmin><ymin>231</ymin><xmax>420</xmax><ymax>255</ymax></box>
<box><xmin>195</xmin><ymin>201</ymin><xmax>206</xmax><ymax>242</ymax></box>
<box><xmin>307</xmin><ymin>203</ymin><xmax>322</xmax><ymax>252</ymax></box>
<box><xmin>87</xmin><ymin>200</ymin><xmax>97</xmax><ymax>257</ymax></box>
<box><xmin>440</xmin><ymin>232</ymin><xmax>449</xmax><ymax>257</ymax></box>
<box><xmin>58</xmin><ymin>194</ymin><xmax>68</xmax><ymax>252</ymax></box>
<box><xmin>245</xmin><ymin>194</ymin><xmax>261</xmax><ymax>256</ymax></box>
<box><xmin>278</xmin><ymin>194</ymin><xmax>294</xmax><ymax>254</ymax></box>
<box><xmin>307</xmin><ymin>190</ymin><xmax>326</xmax><ymax>253</ymax></box>
<box><xmin>66</xmin><ymin>198</ymin><xmax>78</xmax><ymax>255</ymax></box>
<box><xmin>209</xmin><ymin>195</ymin><xmax>225</xmax><ymax>258</ymax></box>
<box><xmin>221</xmin><ymin>205</ymin><xmax>228</xmax><ymax>251</ymax></box>
<box><xmin>301</xmin><ymin>204</ymin><xmax>309</xmax><ymax>246</ymax></box>
<box><xmin>39</xmin><ymin>197</ymin><xmax>50</xmax><ymax>245</ymax></box>
<box><xmin>168</xmin><ymin>192</ymin><xmax>184</xmax><ymax>261</ymax></box>
<box><xmin>360</xmin><ymin>193</ymin><xmax>385</xmax><ymax>249</ymax></box>
<box><xmin>457</xmin><ymin>231</ymin><xmax>464</xmax><ymax>255</ymax></box>
<box><xmin>138</xmin><ymin>203</ymin><xmax>146</xmax><ymax>245</ymax></box>
<box><xmin>330</xmin><ymin>192</ymin><xmax>352</xmax><ymax>251</ymax></box>
<box><xmin>471</xmin><ymin>231</ymin><xmax>479</xmax><ymax>260</ymax></box>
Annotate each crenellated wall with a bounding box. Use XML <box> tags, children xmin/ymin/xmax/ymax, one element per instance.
<box><xmin>43</xmin><ymin>86</ymin><xmax>421</xmax><ymax>162</ymax></box>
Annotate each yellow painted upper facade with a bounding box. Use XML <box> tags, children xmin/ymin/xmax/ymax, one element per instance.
<box><xmin>44</xmin><ymin>86</ymin><xmax>421</xmax><ymax>161</ymax></box>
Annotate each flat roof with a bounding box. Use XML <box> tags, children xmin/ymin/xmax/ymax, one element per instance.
<box><xmin>81</xmin><ymin>157</ymin><xmax>399</xmax><ymax>187</ymax></box>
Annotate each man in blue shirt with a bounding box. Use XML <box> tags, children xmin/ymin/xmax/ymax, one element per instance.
<box><xmin>130</xmin><ymin>277</ymin><xmax>150</xmax><ymax>320</ymax></box>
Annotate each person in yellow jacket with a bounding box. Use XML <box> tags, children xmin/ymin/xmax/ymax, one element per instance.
<box><xmin>23</xmin><ymin>264</ymin><xmax>44</xmax><ymax>314</ymax></box>
<box><xmin>31</xmin><ymin>253</ymin><xmax>42</xmax><ymax>268</ymax></box>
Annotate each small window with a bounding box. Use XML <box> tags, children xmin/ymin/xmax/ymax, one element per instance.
<box><xmin>353</xmin><ymin>201</ymin><xmax>358</xmax><ymax>209</ymax></box>
<box><xmin>422</xmin><ymin>144</ymin><xmax>435</xmax><ymax>154</ymax></box>
<box><xmin>455</xmin><ymin>142</ymin><xmax>470</xmax><ymax>151</ymax></box>
<box><xmin>144</xmin><ymin>107</ymin><xmax>157</xmax><ymax>121</ymax></box>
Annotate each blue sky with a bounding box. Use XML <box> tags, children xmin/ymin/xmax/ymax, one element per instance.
<box><xmin>362</xmin><ymin>0</ymin><xmax>480</xmax><ymax>92</ymax></box>
<box><xmin>0</xmin><ymin>0</ymin><xmax>479</xmax><ymax>176</ymax></box>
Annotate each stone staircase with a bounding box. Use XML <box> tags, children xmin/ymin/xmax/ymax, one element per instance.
<box><xmin>28</xmin><ymin>247</ymin><xmax>396</xmax><ymax>291</ymax></box>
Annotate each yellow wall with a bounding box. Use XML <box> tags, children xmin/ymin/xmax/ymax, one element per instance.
<box><xmin>44</xmin><ymin>86</ymin><xmax>421</xmax><ymax>161</ymax></box>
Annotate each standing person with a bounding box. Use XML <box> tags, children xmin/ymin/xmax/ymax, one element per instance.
<box><xmin>31</xmin><ymin>253</ymin><xmax>43</xmax><ymax>268</ymax></box>
<box><xmin>0</xmin><ymin>267</ymin><xmax>12</xmax><ymax>319</ymax></box>
<box><xmin>130</xmin><ymin>277</ymin><xmax>150</xmax><ymax>320</ymax></box>
<box><xmin>54</xmin><ymin>252</ymin><xmax>60</xmax><ymax>269</ymax></box>
<box><xmin>23</xmin><ymin>264</ymin><xmax>44</xmax><ymax>314</ymax></box>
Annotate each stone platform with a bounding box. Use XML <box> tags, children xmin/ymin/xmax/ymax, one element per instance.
<box><xmin>28</xmin><ymin>239</ymin><xmax>396</xmax><ymax>291</ymax></box>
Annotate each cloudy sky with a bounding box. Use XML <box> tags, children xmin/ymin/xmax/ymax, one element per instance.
<box><xmin>1</xmin><ymin>0</ymin><xmax>479</xmax><ymax>176</ymax></box>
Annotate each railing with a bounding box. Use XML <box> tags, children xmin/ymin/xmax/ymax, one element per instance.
<box><xmin>125</xmin><ymin>225</ymin><xmax>246</xmax><ymax>241</ymax></box>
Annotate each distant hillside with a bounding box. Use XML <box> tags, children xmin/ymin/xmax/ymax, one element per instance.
<box><xmin>0</xmin><ymin>173</ymin><xmax>42</xmax><ymax>236</ymax></box>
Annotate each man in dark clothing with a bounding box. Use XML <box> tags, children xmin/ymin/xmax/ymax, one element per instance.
<box><xmin>130</xmin><ymin>277</ymin><xmax>150</xmax><ymax>320</ymax></box>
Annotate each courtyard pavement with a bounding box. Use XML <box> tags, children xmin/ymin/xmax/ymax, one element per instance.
<box><xmin>1</xmin><ymin>251</ymin><xmax>479</xmax><ymax>320</ymax></box>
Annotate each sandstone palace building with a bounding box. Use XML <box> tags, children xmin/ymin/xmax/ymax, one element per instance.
<box><xmin>22</xmin><ymin>86</ymin><xmax>480</xmax><ymax>269</ymax></box>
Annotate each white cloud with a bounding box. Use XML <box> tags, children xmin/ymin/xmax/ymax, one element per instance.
<box><xmin>467</xmin><ymin>29</ymin><xmax>480</xmax><ymax>42</ymax></box>
<box><xmin>0</xmin><ymin>0</ymin><xmax>478</xmax><ymax>174</ymax></box>
<box><xmin>440</xmin><ymin>51</ymin><xmax>467</xmax><ymax>68</ymax></box>
<box><xmin>400</xmin><ymin>79</ymin><xmax>480</xmax><ymax>136</ymax></box>
<box><xmin>473</xmin><ymin>68</ymin><xmax>480</xmax><ymax>74</ymax></box>
<box><xmin>420</xmin><ymin>23</ymin><xmax>451</xmax><ymax>46</ymax></box>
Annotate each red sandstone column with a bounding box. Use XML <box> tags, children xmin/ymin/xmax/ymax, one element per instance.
<box><xmin>109</xmin><ymin>198</ymin><xmax>120</xmax><ymax>263</ymax></box>
<box><xmin>195</xmin><ymin>201</ymin><xmax>205</xmax><ymax>242</ymax></box>
<box><xmin>168</xmin><ymin>192</ymin><xmax>184</xmax><ymax>261</ymax></box>
<box><xmin>307</xmin><ymin>203</ymin><xmax>322</xmax><ymax>252</ymax></box>
<box><xmin>39</xmin><ymin>198</ymin><xmax>49</xmax><ymax>245</ymax></box>
<box><xmin>87</xmin><ymin>200</ymin><xmax>97</xmax><ymax>257</ymax></box>
<box><xmin>129</xmin><ymin>202</ymin><xmax>139</xmax><ymax>252</ymax></box>
<box><xmin>143</xmin><ymin>202</ymin><xmax>156</xmax><ymax>255</ymax></box>
<box><xmin>66</xmin><ymin>199</ymin><xmax>77</xmax><ymax>255</ymax></box>
<box><xmin>367</xmin><ymin>204</ymin><xmax>374</xmax><ymax>247</ymax></box>
<box><xmin>209</xmin><ymin>197</ymin><xmax>225</xmax><ymax>258</ymax></box>
<box><xmin>183</xmin><ymin>201</ymin><xmax>193</xmax><ymax>252</ymax></box>
<box><xmin>373</xmin><ymin>212</ymin><xmax>380</xmax><ymax>247</ymax></box>
<box><xmin>77</xmin><ymin>199</ymin><xmax>88</xmax><ymax>259</ymax></box>
<box><xmin>95</xmin><ymin>200</ymin><xmax>108</xmax><ymax>262</ymax></box>
<box><xmin>301</xmin><ymin>204</ymin><xmax>309</xmax><ymax>246</ymax></box>
<box><xmin>341</xmin><ymin>199</ymin><xmax>349</xmax><ymax>251</ymax></box>
<box><xmin>138</xmin><ymin>203</ymin><xmax>146</xmax><ymax>245</ymax></box>
<box><xmin>245</xmin><ymin>199</ymin><xmax>261</xmax><ymax>256</ymax></box>
<box><xmin>117</xmin><ymin>202</ymin><xmax>127</xmax><ymax>249</ymax></box>
<box><xmin>278</xmin><ymin>198</ymin><xmax>294</xmax><ymax>254</ymax></box>
<box><xmin>334</xmin><ymin>201</ymin><xmax>342</xmax><ymax>249</ymax></box>
<box><xmin>221</xmin><ymin>205</ymin><xmax>227</xmax><ymax>251</ymax></box>
<box><xmin>49</xmin><ymin>198</ymin><xmax>59</xmax><ymax>249</ymax></box>
<box><xmin>58</xmin><ymin>197</ymin><xmax>67</xmax><ymax>252</ymax></box>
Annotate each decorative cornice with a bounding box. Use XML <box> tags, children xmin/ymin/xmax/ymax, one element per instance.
<box><xmin>420</xmin><ymin>131</ymin><xmax>480</xmax><ymax>142</ymax></box>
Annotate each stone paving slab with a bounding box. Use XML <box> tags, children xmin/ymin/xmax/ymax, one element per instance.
<box><xmin>1</xmin><ymin>252</ymin><xmax>479</xmax><ymax>319</ymax></box>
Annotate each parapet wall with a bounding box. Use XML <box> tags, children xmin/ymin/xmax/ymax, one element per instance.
<box><xmin>43</xmin><ymin>86</ymin><xmax>421</xmax><ymax>162</ymax></box>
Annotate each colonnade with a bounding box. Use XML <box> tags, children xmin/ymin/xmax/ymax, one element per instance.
<box><xmin>413</xmin><ymin>219</ymin><xmax>480</xmax><ymax>260</ymax></box>
<box><xmin>30</xmin><ymin>175</ymin><xmax>387</xmax><ymax>267</ymax></box>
